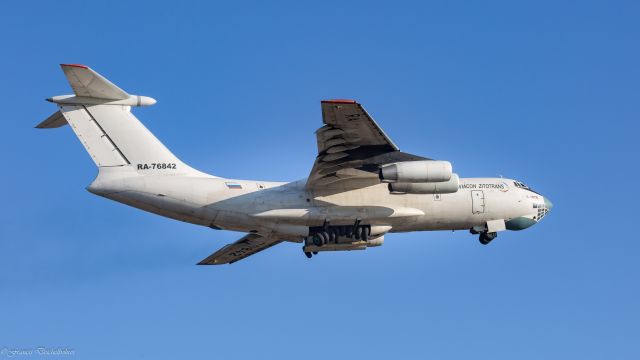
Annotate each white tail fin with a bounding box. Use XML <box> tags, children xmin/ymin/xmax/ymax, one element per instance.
<box><xmin>38</xmin><ymin>65</ymin><xmax>204</xmax><ymax>176</ymax></box>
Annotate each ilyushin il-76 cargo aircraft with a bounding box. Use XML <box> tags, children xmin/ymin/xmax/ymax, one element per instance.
<box><xmin>38</xmin><ymin>64</ymin><xmax>553</xmax><ymax>265</ymax></box>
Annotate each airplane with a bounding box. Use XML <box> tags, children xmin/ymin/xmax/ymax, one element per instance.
<box><xmin>37</xmin><ymin>64</ymin><xmax>553</xmax><ymax>265</ymax></box>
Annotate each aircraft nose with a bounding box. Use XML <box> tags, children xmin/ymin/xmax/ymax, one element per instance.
<box><xmin>544</xmin><ymin>196</ymin><xmax>553</xmax><ymax>211</ymax></box>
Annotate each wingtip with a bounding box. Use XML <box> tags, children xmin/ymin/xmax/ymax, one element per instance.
<box><xmin>60</xmin><ymin>63</ymin><xmax>89</xmax><ymax>69</ymax></box>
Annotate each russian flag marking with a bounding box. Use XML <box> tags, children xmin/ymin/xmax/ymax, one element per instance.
<box><xmin>225</xmin><ymin>182</ymin><xmax>243</xmax><ymax>189</ymax></box>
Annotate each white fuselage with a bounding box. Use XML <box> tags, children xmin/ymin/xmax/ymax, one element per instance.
<box><xmin>87</xmin><ymin>166</ymin><xmax>547</xmax><ymax>241</ymax></box>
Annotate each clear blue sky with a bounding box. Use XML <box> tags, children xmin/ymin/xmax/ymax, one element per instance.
<box><xmin>1</xmin><ymin>1</ymin><xmax>638</xmax><ymax>358</ymax></box>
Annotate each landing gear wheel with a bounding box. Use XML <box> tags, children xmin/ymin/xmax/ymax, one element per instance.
<box><xmin>345</xmin><ymin>227</ymin><xmax>353</xmax><ymax>238</ymax></box>
<box><xmin>360</xmin><ymin>226</ymin><xmax>369</xmax><ymax>241</ymax></box>
<box><xmin>479</xmin><ymin>232</ymin><xmax>497</xmax><ymax>245</ymax></box>
<box><xmin>312</xmin><ymin>234</ymin><xmax>323</xmax><ymax>247</ymax></box>
<box><xmin>312</xmin><ymin>251</ymin><xmax>318</xmax><ymax>255</ymax></box>
<box><xmin>304</xmin><ymin>251</ymin><xmax>313</xmax><ymax>258</ymax></box>
<box><xmin>479</xmin><ymin>233</ymin><xmax>490</xmax><ymax>245</ymax></box>
<box><xmin>328</xmin><ymin>228</ymin><xmax>338</xmax><ymax>244</ymax></box>
<box><xmin>320</xmin><ymin>231</ymin><xmax>330</xmax><ymax>245</ymax></box>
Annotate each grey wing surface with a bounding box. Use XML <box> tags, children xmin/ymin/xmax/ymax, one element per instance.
<box><xmin>197</xmin><ymin>234</ymin><xmax>282</xmax><ymax>265</ymax></box>
<box><xmin>306</xmin><ymin>100</ymin><xmax>426</xmax><ymax>189</ymax></box>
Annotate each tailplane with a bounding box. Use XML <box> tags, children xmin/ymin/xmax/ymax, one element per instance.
<box><xmin>38</xmin><ymin>64</ymin><xmax>204</xmax><ymax>176</ymax></box>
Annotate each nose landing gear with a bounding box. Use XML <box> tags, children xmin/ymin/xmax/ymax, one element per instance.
<box><xmin>478</xmin><ymin>231</ymin><xmax>497</xmax><ymax>245</ymax></box>
<box><xmin>470</xmin><ymin>225</ymin><xmax>498</xmax><ymax>245</ymax></box>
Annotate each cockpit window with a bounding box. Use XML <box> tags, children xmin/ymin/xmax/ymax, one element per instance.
<box><xmin>514</xmin><ymin>180</ymin><xmax>542</xmax><ymax>195</ymax></box>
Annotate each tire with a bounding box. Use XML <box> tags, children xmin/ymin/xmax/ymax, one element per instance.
<box><xmin>320</xmin><ymin>231</ymin><xmax>329</xmax><ymax>245</ymax></box>
<box><xmin>329</xmin><ymin>228</ymin><xmax>337</xmax><ymax>243</ymax></box>
<box><xmin>361</xmin><ymin>226</ymin><xmax>368</xmax><ymax>241</ymax></box>
<box><xmin>312</xmin><ymin>234</ymin><xmax>323</xmax><ymax>247</ymax></box>
<box><xmin>479</xmin><ymin>233</ymin><xmax>491</xmax><ymax>245</ymax></box>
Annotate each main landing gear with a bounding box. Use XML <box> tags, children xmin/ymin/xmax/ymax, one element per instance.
<box><xmin>304</xmin><ymin>251</ymin><xmax>319</xmax><ymax>258</ymax></box>
<box><xmin>303</xmin><ymin>219</ymin><xmax>371</xmax><ymax>259</ymax></box>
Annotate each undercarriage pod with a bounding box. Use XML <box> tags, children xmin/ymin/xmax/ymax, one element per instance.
<box><xmin>305</xmin><ymin>224</ymin><xmax>387</xmax><ymax>252</ymax></box>
<box><xmin>303</xmin><ymin>236</ymin><xmax>384</xmax><ymax>253</ymax></box>
<box><xmin>366</xmin><ymin>235</ymin><xmax>384</xmax><ymax>247</ymax></box>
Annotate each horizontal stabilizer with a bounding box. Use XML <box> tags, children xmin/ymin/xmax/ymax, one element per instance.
<box><xmin>61</xmin><ymin>64</ymin><xmax>129</xmax><ymax>100</ymax></box>
<box><xmin>197</xmin><ymin>234</ymin><xmax>282</xmax><ymax>265</ymax></box>
<box><xmin>35</xmin><ymin>110</ymin><xmax>67</xmax><ymax>129</ymax></box>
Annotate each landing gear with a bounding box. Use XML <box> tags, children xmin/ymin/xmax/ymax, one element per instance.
<box><xmin>303</xmin><ymin>249</ymin><xmax>319</xmax><ymax>259</ymax></box>
<box><xmin>359</xmin><ymin>225</ymin><xmax>370</xmax><ymax>241</ymax></box>
<box><xmin>328</xmin><ymin>228</ymin><xmax>338</xmax><ymax>243</ymax></box>
<box><xmin>312</xmin><ymin>233</ymin><xmax>324</xmax><ymax>247</ymax></box>
<box><xmin>308</xmin><ymin>221</ymin><xmax>371</xmax><ymax>247</ymax></box>
<box><xmin>304</xmin><ymin>221</ymin><xmax>372</xmax><ymax>258</ymax></box>
<box><xmin>479</xmin><ymin>232</ymin><xmax>497</xmax><ymax>245</ymax></box>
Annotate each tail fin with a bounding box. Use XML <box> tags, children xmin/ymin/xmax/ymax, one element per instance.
<box><xmin>38</xmin><ymin>64</ymin><xmax>202</xmax><ymax>176</ymax></box>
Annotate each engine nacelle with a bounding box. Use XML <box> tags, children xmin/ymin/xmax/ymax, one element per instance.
<box><xmin>379</xmin><ymin>160</ymin><xmax>452</xmax><ymax>183</ymax></box>
<box><xmin>389</xmin><ymin>174</ymin><xmax>459</xmax><ymax>194</ymax></box>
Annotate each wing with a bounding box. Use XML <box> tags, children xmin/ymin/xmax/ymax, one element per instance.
<box><xmin>60</xmin><ymin>64</ymin><xmax>129</xmax><ymax>100</ymax></box>
<box><xmin>197</xmin><ymin>234</ymin><xmax>282</xmax><ymax>265</ymax></box>
<box><xmin>306</xmin><ymin>100</ymin><xmax>426</xmax><ymax>189</ymax></box>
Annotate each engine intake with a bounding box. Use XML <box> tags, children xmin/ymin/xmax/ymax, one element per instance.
<box><xmin>389</xmin><ymin>174</ymin><xmax>459</xmax><ymax>194</ymax></box>
<box><xmin>379</xmin><ymin>160</ymin><xmax>452</xmax><ymax>183</ymax></box>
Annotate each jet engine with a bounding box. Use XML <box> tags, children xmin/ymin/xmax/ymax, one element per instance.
<box><xmin>379</xmin><ymin>160</ymin><xmax>452</xmax><ymax>183</ymax></box>
<box><xmin>388</xmin><ymin>174</ymin><xmax>460</xmax><ymax>194</ymax></box>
